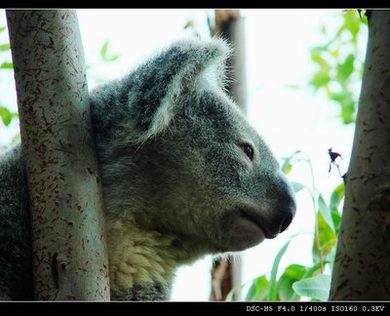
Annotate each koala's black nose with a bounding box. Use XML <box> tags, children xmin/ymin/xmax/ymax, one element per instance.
<box><xmin>281</xmin><ymin>213</ymin><xmax>293</xmax><ymax>232</ymax></box>
<box><xmin>277</xmin><ymin>173</ymin><xmax>296</xmax><ymax>233</ymax></box>
<box><xmin>267</xmin><ymin>172</ymin><xmax>296</xmax><ymax>237</ymax></box>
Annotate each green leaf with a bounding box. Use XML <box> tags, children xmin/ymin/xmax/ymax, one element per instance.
<box><xmin>302</xmin><ymin>262</ymin><xmax>324</xmax><ymax>279</ymax></box>
<box><xmin>309</xmin><ymin>9</ymin><xmax>365</xmax><ymax>126</ymax></box>
<box><xmin>329</xmin><ymin>183</ymin><xmax>345</xmax><ymax>211</ymax></box>
<box><xmin>360</xmin><ymin>11</ymin><xmax>368</xmax><ymax>26</ymax></box>
<box><xmin>225</xmin><ymin>283</ymin><xmax>246</xmax><ymax>301</ymax></box>
<box><xmin>0</xmin><ymin>43</ymin><xmax>10</xmax><ymax>51</ymax></box>
<box><xmin>107</xmin><ymin>54</ymin><xmax>120</xmax><ymax>62</ymax></box>
<box><xmin>310</xmin><ymin>70</ymin><xmax>331</xmax><ymax>90</ymax></box>
<box><xmin>245</xmin><ymin>275</ymin><xmax>269</xmax><ymax>300</ymax></box>
<box><xmin>281</xmin><ymin>159</ymin><xmax>292</xmax><ymax>175</ymax></box>
<box><xmin>292</xmin><ymin>274</ymin><xmax>331</xmax><ymax>301</ymax></box>
<box><xmin>0</xmin><ymin>26</ymin><xmax>5</xmax><ymax>33</ymax></box>
<box><xmin>290</xmin><ymin>181</ymin><xmax>305</xmax><ymax>193</ymax></box>
<box><xmin>329</xmin><ymin>90</ymin><xmax>352</xmax><ymax>104</ymax></box>
<box><xmin>245</xmin><ymin>280</ymin><xmax>262</xmax><ymax>301</ymax></box>
<box><xmin>337</xmin><ymin>54</ymin><xmax>355</xmax><ymax>81</ymax></box>
<box><xmin>225</xmin><ymin>288</ymin><xmax>238</xmax><ymax>301</ymax></box>
<box><xmin>0</xmin><ymin>106</ymin><xmax>13</xmax><ymax>126</ymax></box>
<box><xmin>329</xmin><ymin>90</ymin><xmax>356</xmax><ymax>124</ymax></box>
<box><xmin>0</xmin><ymin>61</ymin><xmax>13</xmax><ymax>69</ymax></box>
<box><xmin>267</xmin><ymin>240</ymin><xmax>291</xmax><ymax>301</ymax></box>
<box><xmin>331</xmin><ymin>210</ymin><xmax>342</xmax><ymax>234</ymax></box>
<box><xmin>343</xmin><ymin>10</ymin><xmax>361</xmax><ymax>44</ymax></box>
<box><xmin>277</xmin><ymin>264</ymin><xmax>307</xmax><ymax>301</ymax></box>
<box><xmin>312</xmin><ymin>212</ymin><xmax>337</xmax><ymax>263</ymax></box>
<box><xmin>330</xmin><ymin>49</ymin><xmax>340</xmax><ymax>58</ymax></box>
<box><xmin>340</xmin><ymin>99</ymin><xmax>355</xmax><ymax>124</ymax></box>
<box><xmin>100</xmin><ymin>40</ymin><xmax>109</xmax><ymax>59</ymax></box>
<box><xmin>280</xmin><ymin>151</ymin><xmax>302</xmax><ymax>175</ymax></box>
<box><xmin>311</xmin><ymin>51</ymin><xmax>330</xmax><ymax>71</ymax></box>
<box><xmin>100</xmin><ymin>40</ymin><xmax>120</xmax><ymax>62</ymax></box>
<box><xmin>318</xmin><ymin>194</ymin><xmax>335</xmax><ymax>232</ymax></box>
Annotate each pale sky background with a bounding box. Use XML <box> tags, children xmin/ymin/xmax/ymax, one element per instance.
<box><xmin>0</xmin><ymin>9</ymin><xmax>368</xmax><ymax>301</ymax></box>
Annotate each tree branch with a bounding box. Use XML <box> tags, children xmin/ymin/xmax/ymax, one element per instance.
<box><xmin>6</xmin><ymin>10</ymin><xmax>110</xmax><ymax>301</ymax></box>
<box><xmin>329</xmin><ymin>10</ymin><xmax>390</xmax><ymax>300</ymax></box>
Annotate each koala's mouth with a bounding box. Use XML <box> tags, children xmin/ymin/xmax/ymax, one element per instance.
<box><xmin>238</xmin><ymin>208</ymin><xmax>277</xmax><ymax>239</ymax></box>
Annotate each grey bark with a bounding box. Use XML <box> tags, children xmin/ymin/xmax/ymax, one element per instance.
<box><xmin>6</xmin><ymin>10</ymin><xmax>110</xmax><ymax>300</ymax></box>
<box><xmin>329</xmin><ymin>10</ymin><xmax>390</xmax><ymax>300</ymax></box>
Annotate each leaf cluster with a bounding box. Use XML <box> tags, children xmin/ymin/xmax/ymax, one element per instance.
<box><xmin>228</xmin><ymin>151</ymin><xmax>345</xmax><ymax>302</ymax></box>
<box><xmin>309</xmin><ymin>10</ymin><xmax>367</xmax><ymax>124</ymax></box>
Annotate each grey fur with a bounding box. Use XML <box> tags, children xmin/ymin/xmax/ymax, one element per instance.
<box><xmin>0</xmin><ymin>38</ymin><xmax>296</xmax><ymax>301</ymax></box>
<box><xmin>111</xmin><ymin>282</ymin><xmax>170</xmax><ymax>301</ymax></box>
<box><xmin>0</xmin><ymin>146</ymin><xmax>32</xmax><ymax>300</ymax></box>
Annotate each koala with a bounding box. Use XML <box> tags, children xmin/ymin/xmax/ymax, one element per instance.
<box><xmin>0</xmin><ymin>38</ymin><xmax>296</xmax><ymax>301</ymax></box>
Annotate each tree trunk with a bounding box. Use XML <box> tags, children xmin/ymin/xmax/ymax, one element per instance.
<box><xmin>6</xmin><ymin>10</ymin><xmax>110</xmax><ymax>300</ymax></box>
<box><xmin>213</xmin><ymin>10</ymin><xmax>247</xmax><ymax>111</ymax></box>
<box><xmin>209</xmin><ymin>9</ymin><xmax>247</xmax><ymax>301</ymax></box>
<box><xmin>329</xmin><ymin>10</ymin><xmax>390</xmax><ymax>300</ymax></box>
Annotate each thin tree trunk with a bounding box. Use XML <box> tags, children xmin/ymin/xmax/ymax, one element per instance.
<box><xmin>213</xmin><ymin>10</ymin><xmax>247</xmax><ymax>111</ymax></box>
<box><xmin>329</xmin><ymin>10</ymin><xmax>390</xmax><ymax>300</ymax></box>
<box><xmin>209</xmin><ymin>9</ymin><xmax>247</xmax><ymax>301</ymax></box>
<box><xmin>6</xmin><ymin>10</ymin><xmax>110</xmax><ymax>300</ymax></box>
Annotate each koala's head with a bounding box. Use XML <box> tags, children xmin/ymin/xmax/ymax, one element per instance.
<box><xmin>93</xmin><ymin>38</ymin><xmax>296</xmax><ymax>256</ymax></box>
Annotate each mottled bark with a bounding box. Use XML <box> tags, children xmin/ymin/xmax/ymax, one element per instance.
<box><xmin>6</xmin><ymin>10</ymin><xmax>110</xmax><ymax>300</ymax></box>
<box><xmin>209</xmin><ymin>9</ymin><xmax>247</xmax><ymax>301</ymax></box>
<box><xmin>329</xmin><ymin>10</ymin><xmax>390</xmax><ymax>300</ymax></box>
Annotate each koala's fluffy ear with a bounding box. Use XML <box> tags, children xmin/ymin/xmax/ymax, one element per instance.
<box><xmin>126</xmin><ymin>38</ymin><xmax>231</xmax><ymax>143</ymax></box>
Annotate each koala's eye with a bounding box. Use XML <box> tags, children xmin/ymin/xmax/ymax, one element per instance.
<box><xmin>241</xmin><ymin>143</ymin><xmax>255</xmax><ymax>161</ymax></box>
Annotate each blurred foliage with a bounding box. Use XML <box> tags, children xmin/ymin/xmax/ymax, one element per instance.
<box><xmin>100</xmin><ymin>40</ymin><xmax>120</xmax><ymax>62</ymax></box>
<box><xmin>234</xmin><ymin>11</ymin><xmax>367</xmax><ymax>300</ymax></box>
<box><xmin>0</xmin><ymin>24</ymin><xmax>17</xmax><ymax>134</ymax></box>
<box><xmin>0</xmin><ymin>106</ymin><xmax>17</xmax><ymax>126</ymax></box>
<box><xmin>292</xmin><ymin>274</ymin><xmax>332</xmax><ymax>301</ymax></box>
<box><xmin>0</xmin><ymin>42</ymin><xmax>10</xmax><ymax>51</ymax></box>
<box><xmin>0</xmin><ymin>61</ymin><xmax>12</xmax><ymax>69</ymax></box>
<box><xmin>309</xmin><ymin>10</ymin><xmax>368</xmax><ymax>124</ymax></box>
<box><xmin>86</xmin><ymin>40</ymin><xmax>121</xmax><ymax>85</ymax></box>
<box><xmin>228</xmin><ymin>150</ymin><xmax>345</xmax><ymax>301</ymax></box>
